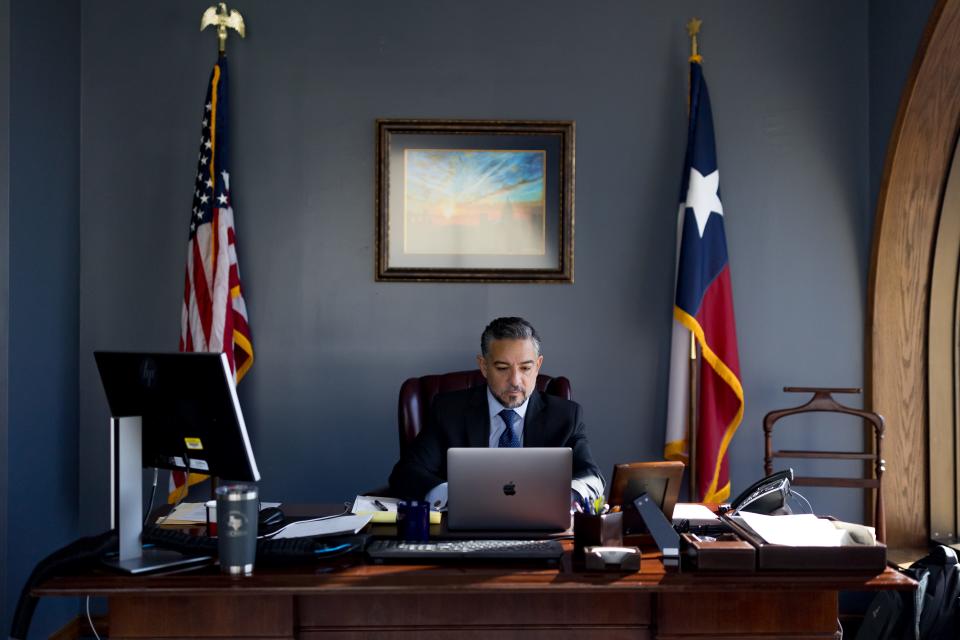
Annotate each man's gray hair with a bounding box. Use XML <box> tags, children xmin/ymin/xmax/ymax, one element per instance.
<box><xmin>480</xmin><ymin>317</ymin><xmax>542</xmax><ymax>357</ymax></box>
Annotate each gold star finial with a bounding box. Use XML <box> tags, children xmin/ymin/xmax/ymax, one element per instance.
<box><xmin>687</xmin><ymin>18</ymin><xmax>702</xmax><ymax>38</ymax></box>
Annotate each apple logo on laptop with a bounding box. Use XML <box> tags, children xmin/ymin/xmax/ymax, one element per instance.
<box><xmin>502</xmin><ymin>482</ymin><xmax>516</xmax><ymax>496</ymax></box>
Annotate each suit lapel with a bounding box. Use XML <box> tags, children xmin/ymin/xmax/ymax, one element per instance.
<box><xmin>523</xmin><ymin>391</ymin><xmax>546</xmax><ymax>447</ymax></box>
<box><xmin>465</xmin><ymin>386</ymin><xmax>489</xmax><ymax>447</ymax></box>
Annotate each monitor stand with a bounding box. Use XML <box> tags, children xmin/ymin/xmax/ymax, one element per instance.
<box><xmin>104</xmin><ymin>416</ymin><xmax>212</xmax><ymax>574</ymax></box>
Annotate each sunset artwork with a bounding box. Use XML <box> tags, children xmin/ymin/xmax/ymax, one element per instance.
<box><xmin>403</xmin><ymin>149</ymin><xmax>547</xmax><ymax>255</ymax></box>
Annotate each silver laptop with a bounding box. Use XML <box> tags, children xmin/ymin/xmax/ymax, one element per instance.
<box><xmin>447</xmin><ymin>447</ymin><xmax>572</xmax><ymax>531</ymax></box>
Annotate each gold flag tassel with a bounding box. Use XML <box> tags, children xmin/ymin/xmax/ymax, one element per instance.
<box><xmin>201</xmin><ymin>2</ymin><xmax>246</xmax><ymax>55</ymax></box>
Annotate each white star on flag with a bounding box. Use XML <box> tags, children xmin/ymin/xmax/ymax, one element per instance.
<box><xmin>684</xmin><ymin>168</ymin><xmax>723</xmax><ymax>237</ymax></box>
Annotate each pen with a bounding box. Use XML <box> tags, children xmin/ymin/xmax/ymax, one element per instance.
<box><xmin>373</xmin><ymin>499</ymin><xmax>389</xmax><ymax>512</ymax></box>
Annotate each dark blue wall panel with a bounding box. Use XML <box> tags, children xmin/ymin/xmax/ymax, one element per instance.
<box><xmin>868</xmin><ymin>0</ymin><xmax>939</xmax><ymax>224</ymax></box>
<box><xmin>0</xmin><ymin>0</ymin><xmax>10</xmax><ymax>632</ymax></box>
<box><xmin>5</xmin><ymin>0</ymin><xmax>80</xmax><ymax>636</ymax></box>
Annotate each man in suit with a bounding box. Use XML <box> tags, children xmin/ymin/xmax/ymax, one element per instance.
<box><xmin>389</xmin><ymin>317</ymin><xmax>605</xmax><ymax>509</ymax></box>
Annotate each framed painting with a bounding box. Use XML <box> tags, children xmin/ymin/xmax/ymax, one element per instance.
<box><xmin>376</xmin><ymin>119</ymin><xmax>574</xmax><ymax>282</ymax></box>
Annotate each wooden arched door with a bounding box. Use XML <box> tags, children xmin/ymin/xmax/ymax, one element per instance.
<box><xmin>868</xmin><ymin>0</ymin><xmax>960</xmax><ymax>550</ymax></box>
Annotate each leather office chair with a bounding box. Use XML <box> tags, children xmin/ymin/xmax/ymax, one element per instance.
<box><xmin>762</xmin><ymin>387</ymin><xmax>886</xmax><ymax>543</ymax></box>
<box><xmin>397</xmin><ymin>369</ymin><xmax>572</xmax><ymax>454</ymax></box>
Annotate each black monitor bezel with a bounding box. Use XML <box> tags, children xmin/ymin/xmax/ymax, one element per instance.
<box><xmin>94</xmin><ymin>351</ymin><xmax>260</xmax><ymax>483</ymax></box>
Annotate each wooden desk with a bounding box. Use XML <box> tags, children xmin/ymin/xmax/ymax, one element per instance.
<box><xmin>36</xmin><ymin>544</ymin><xmax>914</xmax><ymax>640</ymax></box>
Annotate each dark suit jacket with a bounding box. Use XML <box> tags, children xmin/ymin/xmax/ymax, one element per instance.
<box><xmin>388</xmin><ymin>386</ymin><xmax>603</xmax><ymax>499</ymax></box>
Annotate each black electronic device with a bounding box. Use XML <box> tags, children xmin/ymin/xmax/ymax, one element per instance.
<box><xmin>728</xmin><ymin>469</ymin><xmax>794</xmax><ymax>516</ymax></box>
<box><xmin>366</xmin><ymin>538</ymin><xmax>563</xmax><ymax>562</ymax></box>
<box><xmin>140</xmin><ymin>525</ymin><xmax>361</xmax><ymax>563</ymax></box>
<box><xmin>94</xmin><ymin>351</ymin><xmax>261</xmax><ymax>574</ymax></box>
<box><xmin>95</xmin><ymin>351</ymin><xmax>260</xmax><ymax>481</ymax></box>
<box><xmin>633</xmin><ymin>493</ymin><xmax>681</xmax><ymax>563</ymax></box>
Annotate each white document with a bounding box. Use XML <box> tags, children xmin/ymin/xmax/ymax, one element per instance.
<box><xmin>352</xmin><ymin>495</ymin><xmax>398</xmax><ymax>514</ymax></box>
<box><xmin>672</xmin><ymin>503</ymin><xmax>720</xmax><ymax>525</ymax></box>
<box><xmin>352</xmin><ymin>495</ymin><xmax>442</xmax><ymax>524</ymax></box>
<box><xmin>159</xmin><ymin>501</ymin><xmax>281</xmax><ymax>524</ymax></box>
<box><xmin>738</xmin><ymin>512</ymin><xmax>847</xmax><ymax>547</ymax></box>
<box><xmin>266</xmin><ymin>514</ymin><xmax>372</xmax><ymax>539</ymax></box>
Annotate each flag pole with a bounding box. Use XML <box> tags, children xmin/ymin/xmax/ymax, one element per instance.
<box><xmin>685</xmin><ymin>17</ymin><xmax>702</xmax><ymax>501</ymax></box>
<box><xmin>688</xmin><ymin>332</ymin><xmax>699</xmax><ymax>501</ymax></box>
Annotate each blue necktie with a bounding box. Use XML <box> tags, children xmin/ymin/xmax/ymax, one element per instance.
<box><xmin>498</xmin><ymin>409</ymin><xmax>521</xmax><ymax>448</ymax></box>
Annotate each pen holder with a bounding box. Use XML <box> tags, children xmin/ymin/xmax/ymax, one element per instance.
<box><xmin>573</xmin><ymin>511</ymin><xmax>623</xmax><ymax>559</ymax></box>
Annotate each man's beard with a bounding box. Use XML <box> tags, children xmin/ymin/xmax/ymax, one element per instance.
<box><xmin>495</xmin><ymin>386</ymin><xmax>528</xmax><ymax>409</ymax></box>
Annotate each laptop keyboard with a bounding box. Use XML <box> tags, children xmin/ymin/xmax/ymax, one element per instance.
<box><xmin>366</xmin><ymin>538</ymin><xmax>564</xmax><ymax>562</ymax></box>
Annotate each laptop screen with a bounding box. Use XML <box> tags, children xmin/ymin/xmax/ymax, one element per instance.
<box><xmin>446</xmin><ymin>447</ymin><xmax>572</xmax><ymax>531</ymax></box>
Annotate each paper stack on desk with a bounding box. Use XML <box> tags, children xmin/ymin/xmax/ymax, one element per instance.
<box><xmin>264</xmin><ymin>514</ymin><xmax>372</xmax><ymax>539</ymax></box>
<box><xmin>672</xmin><ymin>503</ymin><xmax>720</xmax><ymax>526</ymax></box>
<box><xmin>157</xmin><ymin>501</ymin><xmax>282</xmax><ymax>525</ymax></box>
<box><xmin>352</xmin><ymin>495</ymin><xmax>442</xmax><ymax>524</ymax></box>
<box><xmin>738</xmin><ymin>512</ymin><xmax>876</xmax><ymax>547</ymax></box>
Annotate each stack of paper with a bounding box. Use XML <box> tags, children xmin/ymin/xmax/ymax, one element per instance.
<box><xmin>738</xmin><ymin>512</ymin><xmax>849</xmax><ymax>547</ymax></box>
<box><xmin>352</xmin><ymin>495</ymin><xmax>442</xmax><ymax>524</ymax></box>
<box><xmin>264</xmin><ymin>514</ymin><xmax>372</xmax><ymax>539</ymax></box>
<box><xmin>157</xmin><ymin>501</ymin><xmax>282</xmax><ymax>525</ymax></box>
<box><xmin>672</xmin><ymin>503</ymin><xmax>720</xmax><ymax>526</ymax></box>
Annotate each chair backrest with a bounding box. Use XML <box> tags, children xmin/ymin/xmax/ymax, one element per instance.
<box><xmin>762</xmin><ymin>386</ymin><xmax>886</xmax><ymax>542</ymax></box>
<box><xmin>397</xmin><ymin>370</ymin><xmax>572</xmax><ymax>454</ymax></box>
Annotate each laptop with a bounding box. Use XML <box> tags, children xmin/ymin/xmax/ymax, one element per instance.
<box><xmin>446</xmin><ymin>447</ymin><xmax>572</xmax><ymax>532</ymax></box>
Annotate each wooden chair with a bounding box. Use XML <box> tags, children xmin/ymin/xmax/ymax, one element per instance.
<box><xmin>763</xmin><ymin>387</ymin><xmax>886</xmax><ymax>542</ymax></box>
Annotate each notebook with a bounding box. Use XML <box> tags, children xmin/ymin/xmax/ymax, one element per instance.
<box><xmin>446</xmin><ymin>447</ymin><xmax>572</xmax><ymax>532</ymax></box>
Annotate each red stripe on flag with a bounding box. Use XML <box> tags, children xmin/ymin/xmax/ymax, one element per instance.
<box><xmin>190</xmin><ymin>239</ymin><xmax>213</xmax><ymax>344</ymax></box>
<box><xmin>694</xmin><ymin>265</ymin><xmax>742</xmax><ymax>501</ymax></box>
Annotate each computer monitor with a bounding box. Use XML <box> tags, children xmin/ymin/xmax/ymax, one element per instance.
<box><xmin>94</xmin><ymin>351</ymin><xmax>260</xmax><ymax>573</ymax></box>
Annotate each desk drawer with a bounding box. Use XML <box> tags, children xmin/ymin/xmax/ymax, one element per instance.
<box><xmin>657</xmin><ymin>590</ymin><xmax>838</xmax><ymax>638</ymax></box>
<box><xmin>298</xmin><ymin>592</ymin><xmax>651</xmax><ymax>640</ymax></box>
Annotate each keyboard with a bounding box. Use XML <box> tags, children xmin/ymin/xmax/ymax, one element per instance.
<box><xmin>366</xmin><ymin>538</ymin><xmax>564</xmax><ymax>562</ymax></box>
<box><xmin>141</xmin><ymin>525</ymin><xmax>361</xmax><ymax>563</ymax></box>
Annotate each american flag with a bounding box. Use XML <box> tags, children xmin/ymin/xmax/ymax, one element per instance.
<box><xmin>664</xmin><ymin>58</ymin><xmax>743</xmax><ymax>503</ymax></box>
<box><xmin>171</xmin><ymin>55</ymin><xmax>254</xmax><ymax>502</ymax></box>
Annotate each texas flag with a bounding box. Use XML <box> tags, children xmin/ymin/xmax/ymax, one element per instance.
<box><xmin>664</xmin><ymin>60</ymin><xmax>743</xmax><ymax>503</ymax></box>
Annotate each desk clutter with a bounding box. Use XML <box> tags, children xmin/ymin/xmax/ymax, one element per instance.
<box><xmin>141</xmin><ymin>525</ymin><xmax>362</xmax><ymax>565</ymax></box>
<box><xmin>677</xmin><ymin>511</ymin><xmax>886</xmax><ymax>573</ymax></box>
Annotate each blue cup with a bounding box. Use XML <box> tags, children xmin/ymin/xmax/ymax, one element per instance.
<box><xmin>396</xmin><ymin>500</ymin><xmax>430</xmax><ymax>542</ymax></box>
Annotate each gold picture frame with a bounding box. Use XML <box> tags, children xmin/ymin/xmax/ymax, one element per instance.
<box><xmin>376</xmin><ymin>119</ymin><xmax>574</xmax><ymax>283</ymax></box>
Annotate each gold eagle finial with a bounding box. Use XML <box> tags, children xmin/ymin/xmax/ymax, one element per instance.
<box><xmin>201</xmin><ymin>3</ymin><xmax>246</xmax><ymax>54</ymax></box>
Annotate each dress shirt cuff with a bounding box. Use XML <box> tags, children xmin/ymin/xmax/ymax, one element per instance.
<box><xmin>424</xmin><ymin>482</ymin><xmax>448</xmax><ymax>510</ymax></box>
<box><xmin>571</xmin><ymin>476</ymin><xmax>603</xmax><ymax>503</ymax></box>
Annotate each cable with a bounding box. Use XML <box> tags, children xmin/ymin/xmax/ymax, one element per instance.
<box><xmin>85</xmin><ymin>596</ymin><xmax>102</xmax><ymax>640</ymax></box>
<box><xmin>155</xmin><ymin>454</ymin><xmax>192</xmax><ymax>527</ymax></box>
<box><xmin>142</xmin><ymin>467</ymin><xmax>159</xmax><ymax>527</ymax></box>
<box><xmin>788</xmin><ymin>488</ymin><xmax>814</xmax><ymax>514</ymax></box>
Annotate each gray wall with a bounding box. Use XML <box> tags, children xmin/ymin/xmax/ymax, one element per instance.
<box><xmin>79</xmin><ymin>0</ymin><xmax>876</xmax><ymax>527</ymax></box>
<box><xmin>869</xmin><ymin>0</ymin><xmax>939</xmax><ymax>224</ymax></box>
<box><xmin>3</xmin><ymin>1</ymin><xmax>81</xmax><ymax>637</ymax></box>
